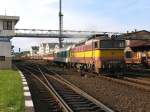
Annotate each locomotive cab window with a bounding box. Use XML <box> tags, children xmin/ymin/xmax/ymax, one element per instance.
<box><xmin>94</xmin><ymin>41</ymin><xmax>99</xmax><ymax>48</ymax></box>
<box><xmin>100</xmin><ymin>40</ymin><xmax>125</xmax><ymax>48</ymax></box>
<box><xmin>100</xmin><ymin>40</ymin><xmax>113</xmax><ymax>48</ymax></box>
<box><xmin>114</xmin><ymin>41</ymin><xmax>125</xmax><ymax>48</ymax></box>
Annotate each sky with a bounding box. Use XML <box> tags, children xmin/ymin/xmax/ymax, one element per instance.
<box><xmin>0</xmin><ymin>0</ymin><xmax>150</xmax><ymax>51</ymax></box>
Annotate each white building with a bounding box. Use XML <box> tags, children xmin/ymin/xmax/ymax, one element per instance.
<box><xmin>0</xmin><ymin>15</ymin><xmax>19</xmax><ymax>69</ymax></box>
<box><xmin>0</xmin><ymin>15</ymin><xmax>19</xmax><ymax>37</ymax></box>
<box><xmin>30</xmin><ymin>46</ymin><xmax>39</xmax><ymax>56</ymax></box>
<box><xmin>39</xmin><ymin>43</ymin><xmax>47</xmax><ymax>55</ymax></box>
<box><xmin>38</xmin><ymin>43</ymin><xmax>59</xmax><ymax>55</ymax></box>
<box><xmin>38</xmin><ymin>42</ymin><xmax>74</xmax><ymax>56</ymax></box>
<box><xmin>45</xmin><ymin>43</ymin><xmax>58</xmax><ymax>54</ymax></box>
<box><xmin>0</xmin><ymin>38</ymin><xmax>12</xmax><ymax>69</ymax></box>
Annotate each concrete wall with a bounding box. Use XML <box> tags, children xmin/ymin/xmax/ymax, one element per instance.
<box><xmin>0</xmin><ymin>21</ymin><xmax>3</xmax><ymax>30</ymax></box>
<box><xmin>0</xmin><ymin>41</ymin><xmax>11</xmax><ymax>69</ymax></box>
<box><xmin>0</xmin><ymin>57</ymin><xmax>11</xmax><ymax>69</ymax></box>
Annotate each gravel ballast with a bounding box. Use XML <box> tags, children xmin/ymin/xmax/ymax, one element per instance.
<box><xmin>61</xmin><ymin>71</ymin><xmax>150</xmax><ymax>112</ymax></box>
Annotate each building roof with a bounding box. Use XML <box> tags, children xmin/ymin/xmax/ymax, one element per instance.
<box><xmin>0</xmin><ymin>15</ymin><xmax>19</xmax><ymax>24</ymax></box>
<box><xmin>46</xmin><ymin>43</ymin><xmax>58</xmax><ymax>48</ymax></box>
<box><xmin>31</xmin><ymin>46</ymin><xmax>39</xmax><ymax>50</ymax></box>
<box><xmin>40</xmin><ymin>43</ymin><xmax>47</xmax><ymax>47</ymax></box>
<box><xmin>123</xmin><ymin>30</ymin><xmax>150</xmax><ymax>40</ymax></box>
<box><xmin>125</xmin><ymin>30</ymin><xmax>150</xmax><ymax>35</ymax></box>
<box><xmin>129</xmin><ymin>40</ymin><xmax>150</xmax><ymax>48</ymax></box>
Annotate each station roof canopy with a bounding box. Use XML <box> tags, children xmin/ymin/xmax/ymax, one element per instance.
<box><xmin>122</xmin><ymin>30</ymin><xmax>150</xmax><ymax>40</ymax></box>
<box><xmin>0</xmin><ymin>15</ymin><xmax>19</xmax><ymax>24</ymax></box>
<box><xmin>129</xmin><ymin>40</ymin><xmax>150</xmax><ymax>47</ymax></box>
<box><xmin>129</xmin><ymin>40</ymin><xmax>150</xmax><ymax>51</ymax></box>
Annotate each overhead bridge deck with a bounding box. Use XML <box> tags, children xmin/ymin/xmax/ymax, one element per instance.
<box><xmin>1</xmin><ymin>29</ymin><xmax>150</xmax><ymax>39</ymax></box>
<box><xmin>14</xmin><ymin>29</ymin><xmax>121</xmax><ymax>38</ymax></box>
<box><xmin>14</xmin><ymin>29</ymin><xmax>70</xmax><ymax>38</ymax></box>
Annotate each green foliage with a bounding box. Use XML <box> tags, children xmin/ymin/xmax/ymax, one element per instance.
<box><xmin>0</xmin><ymin>70</ymin><xmax>24</xmax><ymax>112</ymax></box>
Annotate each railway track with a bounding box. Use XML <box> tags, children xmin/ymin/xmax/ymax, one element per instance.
<box><xmin>123</xmin><ymin>77</ymin><xmax>150</xmax><ymax>86</ymax></box>
<box><xmin>97</xmin><ymin>75</ymin><xmax>150</xmax><ymax>92</ymax></box>
<box><xmin>42</xmin><ymin>65</ymin><xmax>150</xmax><ymax>92</ymax></box>
<box><xmin>126</xmin><ymin>67</ymin><xmax>150</xmax><ymax>77</ymax></box>
<box><xmin>18</xmin><ymin>65</ymin><xmax>71</xmax><ymax>112</ymax></box>
<box><xmin>16</xmin><ymin>62</ymin><xmax>114</xmax><ymax>112</ymax></box>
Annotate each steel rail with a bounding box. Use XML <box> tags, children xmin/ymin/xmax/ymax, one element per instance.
<box><xmin>21</xmin><ymin>63</ymin><xmax>115</xmax><ymax>112</ymax></box>
<box><xmin>38</xmin><ymin>65</ymin><xmax>114</xmax><ymax>112</ymax></box>
<box><xmin>19</xmin><ymin>65</ymin><xmax>73</xmax><ymax>112</ymax></box>
<box><xmin>122</xmin><ymin>77</ymin><xmax>150</xmax><ymax>87</ymax></box>
<box><xmin>37</xmin><ymin>66</ymin><xmax>74</xmax><ymax>112</ymax></box>
<box><xmin>48</xmin><ymin>71</ymin><xmax>114</xmax><ymax>112</ymax></box>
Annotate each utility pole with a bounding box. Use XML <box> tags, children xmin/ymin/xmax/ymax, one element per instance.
<box><xmin>59</xmin><ymin>0</ymin><xmax>63</xmax><ymax>48</ymax></box>
<box><xmin>19</xmin><ymin>48</ymin><xmax>21</xmax><ymax>53</ymax></box>
<box><xmin>5</xmin><ymin>8</ymin><xmax>7</xmax><ymax>15</ymax></box>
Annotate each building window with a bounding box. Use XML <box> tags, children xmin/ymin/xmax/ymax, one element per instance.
<box><xmin>125</xmin><ymin>51</ymin><xmax>132</xmax><ymax>58</ymax></box>
<box><xmin>0</xmin><ymin>56</ymin><xmax>5</xmax><ymax>61</ymax></box>
<box><xmin>3</xmin><ymin>21</ymin><xmax>12</xmax><ymax>30</ymax></box>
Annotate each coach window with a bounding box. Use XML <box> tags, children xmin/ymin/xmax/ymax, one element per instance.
<box><xmin>94</xmin><ymin>42</ymin><xmax>98</xmax><ymax>48</ymax></box>
<box><xmin>3</xmin><ymin>21</ymin><xmax>12</xmax><ymax>30</ymax></box>
<box><xmin>63</xmin><ymin>52</ymin><xmax>66</xmax><ymax>57</ymax></box>
<box><xmin>57</xmin><ymin>53</ymin><xmax>59</xmax><ymax>57</ymax></box>
<box><xmin>0</xmin><ymin>56</ymin><xmax>5</xmax><ymax>61</ymax></box>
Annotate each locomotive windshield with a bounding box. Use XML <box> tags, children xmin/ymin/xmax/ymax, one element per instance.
<box><xmin>100</xmin><ymin>40</ymin><xmax>125</xmax><ymax>48</ymax></box>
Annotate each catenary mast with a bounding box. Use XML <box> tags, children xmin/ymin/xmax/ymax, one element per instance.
<box><xmin>59</xmin><ymin>0</ymin><xmax>63</xmax><ymax>48</ymax></box>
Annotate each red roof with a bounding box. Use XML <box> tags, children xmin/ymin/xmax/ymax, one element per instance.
<box><xmin>125</xmin><ymin>30</ymin><xmax>150</xmax><ymax>36</ymax></box>
<box><xmin>129</xmin><ymin>40</ymin><xmax>150</xmax><ymax>47</ymax></box>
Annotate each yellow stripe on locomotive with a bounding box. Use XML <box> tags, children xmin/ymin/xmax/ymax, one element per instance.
<box><xmin>73</xmin><ymin>49</ymin><xmax>124</xmax><ymax>58</ymax></box>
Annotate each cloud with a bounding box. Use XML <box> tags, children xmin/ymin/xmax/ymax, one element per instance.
<box><xmin>7</xmin><ymin>0</ymin><xmax>123</xmax><ymax>51</ymax></box>
<box><xmin>0</xmin><ymin>0</ymin><xmax>149</xmax><ymax>51</ymax></box>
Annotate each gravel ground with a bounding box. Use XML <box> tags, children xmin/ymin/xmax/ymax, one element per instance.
<box><xmin>60</xmin><ymin>70</ymin><xmax>150</xmax><ymax>112</ymax></box>
<box><xmin>28</xmin><ymin>61</ymin><xmax>150</xmax><ymax>112</ymax></box>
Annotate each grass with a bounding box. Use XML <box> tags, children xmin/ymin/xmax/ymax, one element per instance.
<box><xmin>0</xmin><ymin>69</ymin><xmax>24</xmax><ymax>112</ymax></box>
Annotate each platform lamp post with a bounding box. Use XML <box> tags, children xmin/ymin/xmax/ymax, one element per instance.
<box><xmin>59</xmin><ymin>0</ymin><xmax>63</xmax><ymax>48</ymax></box>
